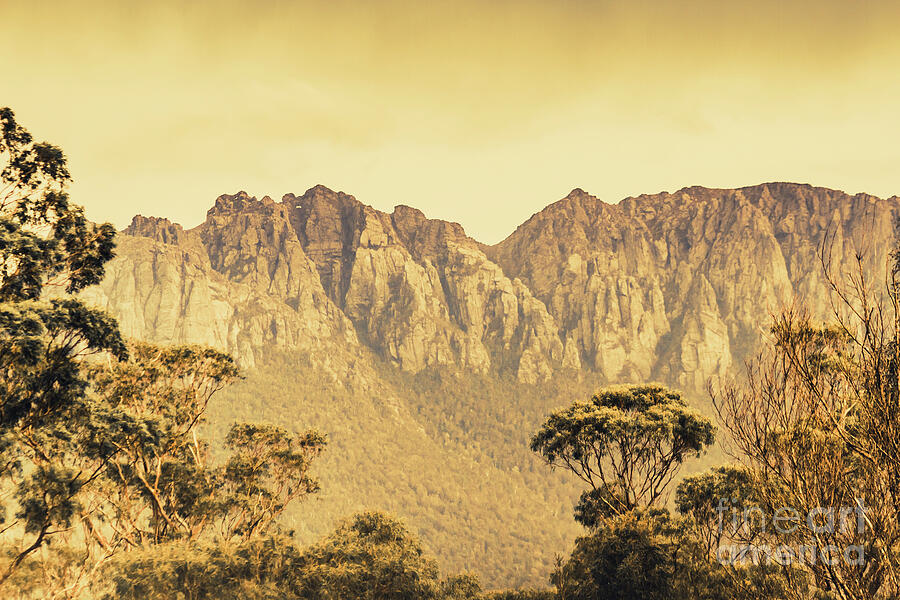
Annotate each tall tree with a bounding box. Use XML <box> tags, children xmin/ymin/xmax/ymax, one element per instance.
<box><xmin>0</xmin><ymin>107</ymin><xmax>124</xmax><ymax>586</ymax></box>
<box><xmin>714</xmin><ymin>313</ymin><xmax>900</xmax><ymax>598</ymax></box>
<box><xmin>530</xmin><ymin>384</ymin><xmax>715</xmax><ymax>525</ymax></box>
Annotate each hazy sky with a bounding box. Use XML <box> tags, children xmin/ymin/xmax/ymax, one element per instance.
<box><xmin>3</xmin><ymin>0</ymin><xmax>900</xmax><ymax>243</ymax></box>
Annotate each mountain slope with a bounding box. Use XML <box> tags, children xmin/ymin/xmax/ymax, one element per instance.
<box><xmin>83</xmin><ymin>188</ymin><xmax>583</xmax><ymax>587</ymax></box>
<box><xmin>83</xmin><ymin>182</ymin><xmax>899</xmax><ymax>588</ymax></box>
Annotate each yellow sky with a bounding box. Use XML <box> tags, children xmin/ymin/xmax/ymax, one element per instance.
<box><xmin>2</xmin><ymin>0</ymin><xmax>900</xmax><ymax>243</ymax></box>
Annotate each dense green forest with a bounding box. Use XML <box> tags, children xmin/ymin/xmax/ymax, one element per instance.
<box><xmin>209</xmin><ymin>353</ymin><xmax>591</xmax><ymax>586</ymax></box>
<box><xmin>209</xmin><ymin>353</ymin><xmax>727</xmax><ymax>587</ymax></box>
<box><xmin>4</xmin><ymin>106</ymin><xmax>900</xmax><ymax>600</ymax></box>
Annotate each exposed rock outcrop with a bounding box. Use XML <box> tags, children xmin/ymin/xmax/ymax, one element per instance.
<box><xmin>88</xmin><ymin>183</ymin><xmax>899</xmax><ymax>390</ymax></box>
<box><xmin>85</xmin><ymin>203</ymin><xmax>361</xmax><ymax>372</ymax></box>
<box><xmin>91</xmin><ymin>186</ymin><xmax>566</xmax><ymax>383</ymax></box>
<box><xmin>487</xmin><ymin>183</ymin><xmax>897</xmax><ymax>390</ymax></box>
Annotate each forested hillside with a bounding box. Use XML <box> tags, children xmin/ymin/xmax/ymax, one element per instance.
<box><xmin>207</xmin><ymin>354</ymin><xmax>590</xmax><ymax>586</ymax></box>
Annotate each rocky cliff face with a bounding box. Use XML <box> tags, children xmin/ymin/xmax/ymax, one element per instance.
<box><xmin>277</xmin><ymin>185</ymin><xmax>564</xmax><ymax>382</ymax></box>
<box><xmin>88</xmin><ymin>185</ymin><xmax>565</xmax><ymax>383</ymax></box>
<box><xmin>487</xmin><ymin>183</ymin><xmax>897</xmax><ymax>391</ymax></box>
<box><xmin>88</xmin><ymin>182</ymin><xmax>898</xmax><ymax>392</ymax></box>
<box><xmin>82</xmin><ymin>205</ymin><xmax>362</xmax><ymax>377</ymax></box>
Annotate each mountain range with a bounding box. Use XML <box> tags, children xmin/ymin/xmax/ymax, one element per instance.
<box><xmin>81</xmin><ymin>182</ymin><xmax>898</xmax><ymax>588</ymax></box>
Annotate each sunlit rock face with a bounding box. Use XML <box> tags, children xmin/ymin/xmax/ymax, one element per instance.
<box><xmin>90</xmin><ymin>182</ymin><xmax>897</xmax><ymax>391</ymax></box>
<box><xmin>89</xmin><ymin>185</ymin><xmax>563</xmax><ymax>383</ymax></box>
<box><xmin>487</xmin><ymin>183</ymin><xmax>897</xmax><ymax>391</ymax></box>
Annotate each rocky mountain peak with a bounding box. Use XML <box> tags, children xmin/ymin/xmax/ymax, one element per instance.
<box><xmin>390</xmin><ymin>205</ymin><xmax>471</xmax><ymax>259</ymax></box>
<box><xmin>283</xmin><ymin>184</ymin><xmax>360</xmax><ymax>209</ymax></box>
<box><xmin>489</xmin><ymin>182</ymin><xmax>898</xmax><ymax>390</ymax></box>
<box><xmin>208</xmin><ymin>191</ymin><xmax>282</xmax><ymax>217</ymax></box>
<box><xmin>565</xmin><ymin>187</ymin><xmax>593</xmax><ymax>200</ymax></box>
<box><xmin>391</xmin><ymin>203</ymin><xmax>427</xmax><ymax>223</ymax></box>
<box><xmin>123</xmin><ymin>215</ymin><xmax>190</xmax><ymax>246</ymax></box>
<box><xmin>509</xmin><ymin>187</ymin><xmax>611</xmax><ymax>241</ymax></box>
<box><xmin>269</xmin><ymin>189</ymin><xmax>564</xmax><ymax>380</ymax></box>
<box><xmin>304</xmin><ymin>183</ymin><xmax>340</xmax><ymax>197</ymax></box>
<box><xmin>99</xmin><ymin>182</ymin><xmax>900</xmax><ymax>392</ymax></box>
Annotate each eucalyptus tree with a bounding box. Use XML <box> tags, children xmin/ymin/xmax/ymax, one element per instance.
<box><xmin>714</xmin><ymin>311</ymin><xmax>900</xmax><ymax>600</ymax></box>
<box><xmin>0</xmin><ymin>107</ymin><xmax>124</xmax><ymax>586</ymax></box>
<box><xmin>531</xmin><ymin>384</ymin><xmax>715</xmax><ymax>526</ymax></box>
<box><xmin>50</xmin><ymin>342</ymin><xmax>324</xmax><ymax>597</ymax></box>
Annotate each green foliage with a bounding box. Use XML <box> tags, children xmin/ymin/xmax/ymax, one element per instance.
<box><xmin>81</xmin><ymin>342</ymin><xmax>245</xmax><ymax>546</ymax></box>
<box><xmin>531</xmin><ymin>384</ymin><xmax>715</xmax><ymax>523</ymax></box>
<box><xmin>441</xmin><ymin>574</ymin><xmax>485</xmax><ymax>600</ymax></box>
<box><xmin>103</xmin><ymin>535</ymin><xmax>306</xmax><ymax>600</ymax></box>
<box><xmin>210</xmin><ymin>352</ymin><xmax>591</xmax><ymax>588</ymax></box>
<box><xmin>219</xmin><ymin>422</ymin><xmax>326</xmax><ymax>539</ymax></box>
<box><xmin>0</xmin><ymin>338</ymin><xmax>329</xmax><ymax>597</ymax></box>
<box><xmin>294</xmin><ymin>511</ymin><xmax>445</xmax><ymax>600</ymax></box>
<box><xmin>485</xmin><ymin>590</ymin><xmax>555</xmax><ymax>600</ymax></box>
<box><xmin>553</xmin><ymin>509</ymin><xmax>791</xmax><ymax>600</ymax></box>
<box><xmin>675</xmin><ymin>466</ymin><xmax>756</xmax><ymax>520</ymax></box>
<box><xmin>530</xmin><ymin>384</ymin><xmax>798</xmax><ymax>600</ymax></box>
<box><xmin>0</xmin><ymin>107</ymin><xmax>124</xmax><ymax>431</ymax></box>
<box><xmin>554</xmin><ymin>510</ymin><xmax>682</xmax><ymax>600</ymax></box>
<box><xmin>675</xmin><ymin>465</ymin><xmax>758</xmax><ymax>555</ymax></box>
<box><xmin>105</xmin><ymin>512</ymin><xmax>483</xmax><ymax>600</ymax></box>
<box><xmin>0</xmin><ymin>107</ymin><xmax>116</xmax><ymax>301</ymax></box>
<box><xmin>0</xmin><ymin>107</ymin><xmax>125</xmax><ymax>586</ymax></box>
<box><xmin>0</xmin><ymin>543</ymin><xmax>91</xmax><ymax>600</ymax></box>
